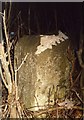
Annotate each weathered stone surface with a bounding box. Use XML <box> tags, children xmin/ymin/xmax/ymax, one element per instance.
<box><xmin>14</xmin><ymin>35</ymin><xmax>70</xmax><ymax>110</ymax></box>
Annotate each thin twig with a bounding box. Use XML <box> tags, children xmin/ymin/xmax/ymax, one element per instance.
<box><xmin>34</xmin><ymin>106</ymin><xmax>84</xmax><ymax>117</ymax></box>
<box><xmin>0</xmin><ymin>12</ymin><xmax>4</xmax><ymax>17</ymax></box>
<box><xmin>14</xmin><ymin>53</ymin><xmax>29</xmax><ymax>100</ymax></box>
<box><xmin>70</xmin><ymin>71</ymin><xmax>81</xmax><ymax>89</ymax></box>
<box><xmin>0</xmin><ymin>66</ymin><xmax>8</xmax><ymax>89</ymax></box>
<box><xmin>0</xmin><ymin>104</ymin><xmax>7</xmax><ymax>108</ymax></box>
<box><xmin>15</xmin><ymin>53</ymin><xmax>29</xmax><ymax>72</ymax></box>
<box><xmin>9</xmin><ymin>11</ymin><xmax>21</xmax><ymax>29</ymax></box>
<box><xmin>3</xmin><ymin>104</ymin><xmax>8</xmax><ymax>115</ymax></box>
<box><xmin>77</xmin><ymin>49</ymin><xmax>84</xmax><ymax>68</ymax></box>
<box><xmin>5</xmin><ymin>108</ymin><xmax>10</xmax><ymax>119</ymax></box>
<box><xmin>6</xmin><ymin>0</ymin><xmax>12</xmax><ymax>29</ymax></box>
<box><xmin>3</xmin><ymin>108</ymin><xmax>8</xmax><ymax>118</ymax></box>
<box><xmin>23</xmin><ymin>109</ymin><xmax>30</xmax><ymax>118</ymax></box>
<box><xmin>71</xmin><ymin>89</ymin><xmax>84</xmax><ymax>104</ymax></box>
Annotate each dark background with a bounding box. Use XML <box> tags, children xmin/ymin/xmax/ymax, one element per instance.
<box><xmin>2</xmin><ymin>2</ymin><xmax>84</xmax><ymax>49</ymax></box>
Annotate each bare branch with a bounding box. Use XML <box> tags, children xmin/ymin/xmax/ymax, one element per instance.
<box><xmin>0</xmin><ymin>10</ymin><xmax>13</xmax><ymax>93</ymax></box>
<box><xmin>0</xmin><ymin>12</ymin><xmax>4</xmax><ymax>17</ymax></box>
<box><xmin>3</xmin><ymin>10</ymin><xmax>9</xmax><ymax>45</ymax></box>
<box><xmin>14</xmin><ymin>53</ymin><xmax>29</xmax><ymax>101</ymax></box>
<box><xmin>0</xmin><ymin>43</ymin><xmax>12</xmax><ymax>88</ymax></box>
<box><xmin>6</xmin><ymin>1</ymin><xmax>12</xmax><ymax>30</ymax></box>
<box><xmin>34</xmin><ymin>106</ymin><xmax>84</xmax><ymax>117</ymax></box>
<box><xmin>70</xmin><ymin>71</ymin><xmax>81</xmax><ymax>89</ymax></box>
<box><xmin>77</xmin><ymin>49</ymin><xmax>84</xmax><ymax>68</ymax></box>
<box><xmin>71</xmin><ymin>89</ymin><xmax>84</xmax><ymax>104</ymax></box>
<box><xmin>15</xmin><ymin>53</ymin><xmax>29</xmax><ymax>72</ymax></box>
<box><xmin>3</xmin><ymin>10</ymin><xmax>14</xmax><ymax>80</ymax></box>
<box><xmin>0</xmin><ymin>65</ymin><xmax>8</xmax><ymax>89</ymax></box>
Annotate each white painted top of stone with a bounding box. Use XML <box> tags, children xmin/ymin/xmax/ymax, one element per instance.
<box><xmin>35</xmin><ymin>30</ymin><xmax>68</xmax><ymax>55</ymax></box>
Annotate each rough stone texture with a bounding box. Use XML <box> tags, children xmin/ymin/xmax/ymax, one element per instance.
<box><xmin>14</xmin><ymin>35</ymin><xmax>70</xmax><ymax>110</ymax></box>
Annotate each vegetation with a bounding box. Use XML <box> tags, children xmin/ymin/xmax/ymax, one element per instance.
<box><xmin>0</xmin><ymin>2</ymin><xmax>84</xmax><ymax>119</ymax></box>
